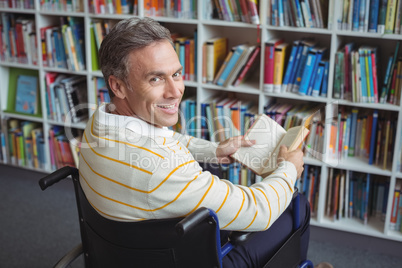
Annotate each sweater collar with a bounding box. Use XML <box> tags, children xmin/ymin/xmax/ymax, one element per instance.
<box><xmin>97</xmin><ymin>104</ymin><xmax>174</xmax><ymax>138</ymax></box>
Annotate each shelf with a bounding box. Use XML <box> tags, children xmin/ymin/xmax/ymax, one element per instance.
<box><xmin>0</xmin><ymin>62</ymin><xmax>39</xmax><ymax>70</ymax></box>
<box><xmin>39</xmin><ymin>11</ymin><xmax>86</xmax><ymax>17</ymax></box>
<box><xmin>0</xmin><ymin>7</ymin><xmax>35</xmax><ymax>14</ymax></box>
<box><xmin>335</xmin><ymin>30</ymin><xmax>402</xmax><ymax>41</ymax></box>
<box><xmin>333</xmin><ymin>99</ymin><xmax>401</xmax><ymax>112</ymax></box>
<box><xmin>3</xmin><ymin>112</ymin><xmax>43</xmax><ymax>122</ymax></box>
<box><xmin>263</xmin><ymin>91</ymin><xmax>329</xmax><ymax>103</ymax></box>
<box><xmin>43</xmin><ymin>67</ymin><xmax>87</xmax><ymax>76</ymax></box>
<box><xmin>326</xmin><ymin>157</ymin><xmax>392</xmax><ymax>177</ymax></box>
<box><xmin>266</xmin><ymin>25</ymin><xmax>332</xmax><ymax>35</ymax></box>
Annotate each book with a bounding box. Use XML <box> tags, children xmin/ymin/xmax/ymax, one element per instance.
<box><xmin>15</xmin><ymin>75</ymin><xmax>39</xmax><ymax>115</ymax></box>
<box><xmin>263</xmin><ymin>38</ymin><xmax>284</xmax><ymax>93</ymax></box>
<box><xmin>205</xmin><ymin>37</ymin><xmax>228</xmax><ymax>83</ymax></box>
<box><xmin>216</xmin><ymin>44</ymin><xmax>247</xmax><ymax>86</ymax></box>
<box><xmin>273</xmin><ymin>42</ymin><xmax>289</xmax><ymax>93</ymax></box>
<box><xmin>231</xmin><ymin>113</ymin><xmax>309</xmax><ymax>177</ymax></box>
<box><xmin>233</xmin><ymin>45</ymin><xmax>261</xmax><ymax>87</ymax></box>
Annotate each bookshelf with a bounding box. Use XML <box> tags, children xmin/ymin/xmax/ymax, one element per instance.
<box><xmin>1</xmin><ymin>0</ymin><xmax>402</xmax><ymax>243</ymax></box>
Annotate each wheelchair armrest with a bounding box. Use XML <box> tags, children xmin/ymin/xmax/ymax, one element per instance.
<box><xmin>176</xmin><ymin>207</ymin><xmax>213</xmax><ymax>236</ymax></box>
<box><xmin>54</xmin><ymin>243</ymin><xmax>83</xmax><ymax>268</ymax></box>
<box><xmin>228</xmin><ymin>231</ymin><xmax>254</xmax><ymax>246</ymax></box>
<box><xmin>39</xmin><ymin>166</ymin><xmax>78</xmax><ymax>191</ymax></box>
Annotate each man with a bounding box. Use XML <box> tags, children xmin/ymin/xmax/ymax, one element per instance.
<box><xmin>79</xmin><ymin>17</ymin><xmax>310</xmax><ymax>267</ymax></box>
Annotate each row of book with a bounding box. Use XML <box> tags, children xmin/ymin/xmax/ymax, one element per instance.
<box><xmin>206</xmin><ymin>0</ymin><xmax>261</xmax><ymax>24</ymax></box>
<box><xmin>337</xmin><ymin>0</ymin><xmax>402</xmax><ymax>34</ymax></box>
<box><xmin>0</xmin><ymin>14</ymin><xmax>38</xmax><ymax>65</ymax></box>
<box><xmin>91</xmin><ymin>0</ymin><xmax>138</xmax><ymax>15</ymax></box>
<box><xmin>90</xmin><ymin>19</ymin><xmax>116</xmax><ymax>71</ymax></box>
<box><xmin>0</xmin><ymin>0</ymin><xmax>34</xmax><ymax>8</ymax></box>
<box><xmin>5</xmin><ymin>120</ymin><xmax>46</xmax><ymax>169</ymax></box>
<box><xmin>172</xmin><ymin>32</ymin><xmax>197</xmax><ymax>82</ymax></box>
<box><xmin>297</xmin><ymin>165</ymin><xmax>321</xmax><ymax>217</ymax></box>
<box><xmin>45</xmin><ymin>73</ymin><xmax>88</xmax><ymax>123</ymax></box>
<box><xmin>390</xmin><ymin>180</ymin><xmax>402</xmax><ymax>232</ymax></box>
<box><xmin>202</xmin><ymin>37</ymin><xmax>260</xmax><ymax>87</ymax></box>
<box><xmin>41</xmin><ymin>0</ymin><xmax>84</xmax><ymax>12</ymax></box>
<box><xmin>144</xmin><ymin>0</ymin><xmax>195</xmax><ymax>19</ymax></box>
<box><xmin>40</xmin><ymin>17</ymin><xmax>86</xmax><ymax>71</ymax></box>
<box><xmin>326</xmin><ymin>169</ymin><xmax>390</xmax><ymax>225</ymax></box>
<box><xmin>49</xmin><ymin>125</ymin><xmax>81</xmax><ymax>170</ymax></box>
<box><xmin>333</xmin><ymin>42</ymin><xmax>401</xmax><ymax>105</ymax></box>
<box><xmin>263</xmin><ymin>38</ymin><xmax>329</xmax><ymax>98</ymax></box>
<box><xmin>267</xmin><ymin>0</ymin><xmax>329</xmax><ymax>29</ymax></box>
<box><xmin>328</xmin><ymin>108</ymin><xmax>396</xmax><ymax>169</ymax></box>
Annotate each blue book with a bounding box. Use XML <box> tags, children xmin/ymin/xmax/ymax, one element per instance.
<box><xmin>363</xmin><ymin>173</ymin><xmax>370</xmax><ymax>224</ymax></box>
<box><xmin>217</xmin><ymin>44</ymin><xmax>246</xmax><ymax>86</ymax></box>
<box><xmin>321</xmin><ymin>61</ymin><xmax>330</xmax><ymax>97</ymax></box>
<box><xmin>271</xmin><ymin>0</ymin><xmax>278</xmax><ymax>25</ymax></box>
<box><xmin>200</xmin><ymin>103</ymin><xmax>208</xmax><ymax>140</ymax></box>
<box><xmin>368</xmin><ymin>110</ymin><xmax>378</xmax><ymax>165</ymax></box>
<box><xmin>180</xmin><ymin>41</ymin><xmax>186</xmax><ymax>78</ymax></box>
<box><xmin>282</xmin><ymin>40</ymin><xmax>301</xmax><ymax>92</ymax></box>
<box><xmin>349</xmin><ymin>172</ymin><xmax>354</xmax><ymax>218</ymax></box>
<box><xmin>358</xmin><ymin>48</ymin><xmax>368</xmax><ymax>103</ymax></box>
<box><xmin>298</xmin><ymin>48</ymin><xmax>317</xmax><ymax>95</ymax></box>
<box><xmin>189</xmin><ymin>98</ymin><xmax>196</xmax><ymax>136</ymax></box>
<box><xmin>286</xmin><ymin>40</ymin><xmax>304</xmax><ymax>92</ymax></box>
<box><xmin>368</xmin><ymin>0</ymin><xmax>380</xmax><ymax>32</ymax></box>
<box><xmin>290</xmin><ymin>41</ymin><xmax>315</xmax><ymax>92</ymax></box>
<box><xmin>343</xmin><ymin>114</ymin><xmax>352</xmax><ymax>158</ymax></box>
<box><xmin>302</xmin><ymin>164</ymin><xmax>309</xmax><ymax>193</ymax></box>
<box><xmin>294</xmin><ymin>0</ymin><xmax>305</xmax><ymax>27</ymax></box>
<box><xmin>358</xmin><ymin>0</ymin><xmax>366</xmax><ymax>32</ymax></box>
<box><xmin>352</xmin><ymin>0</ymin><xmax>361</xmax><ymax>31</ymax></box>
<box><xmin>306</xmin><ymin>47</ymin><xmax>326</xmax><ymax>95</ymax></box>
<box><xmin>380</xmin><ymin>41</ymin><xmax>400</xmax><ymax>103</ymax></box>
<box><xmin>348</xmin><ymin>109</ymin><xmax>359</xmax><ymax>156</ymax></box>
<box><xmin>311</xmin><ymin>62</ymin><xmax>325</xmax><ymax>97</ymax></box>
<box><xmin>278</xmin><ymin>0</ymin><xmax>284</xmax><ymax>26</ymax></box>
<box><xmin>15</xmin><ymin>75</ymin><xmax>39</xmax><ymax>114</ymax></box>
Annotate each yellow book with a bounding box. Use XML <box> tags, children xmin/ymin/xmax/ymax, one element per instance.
<box><xmin>231</xmin><ymin>114</ymin><xmax>309</xmax><ymax>177</ymax></box>
<box><xmin>205</xmin><ymin>37</ymin><xmax>228</xmax><ymax>83</ymax></box>
<box><xmin>385</xmin><ymin>0</ymin><xmax>397</xmax><ymax>34</ymax></box>
<box><xmin>273</xmin><ymin>42</ymin><xmax>289</xmax><ymax>93</ymax></box>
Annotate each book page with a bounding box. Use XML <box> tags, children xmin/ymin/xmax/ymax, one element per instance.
<box><xmin>231</xmin><ymin>114</ymin><xmax>286</xmax><ymax>175</ymax></box>
<box><xmin>261</xmin><ymin>125</ymin><xmax>310</xmax><ymax>176</ymax></box>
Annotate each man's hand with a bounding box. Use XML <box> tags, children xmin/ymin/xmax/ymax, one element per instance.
<box><xmin>277</xmin><ymin>145</ymin><xmax>304</xmax><ymax>178</ymax></box>
<box><xmin>216</xmin><ymin>136</ymin><xmax>255</xmax><ymax>164</ymax></box>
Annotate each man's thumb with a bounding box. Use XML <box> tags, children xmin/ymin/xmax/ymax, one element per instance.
<box><xmin>279</xmin><ymin>145</ymin><xmax>288</xmax><ymax>154</ymax></box>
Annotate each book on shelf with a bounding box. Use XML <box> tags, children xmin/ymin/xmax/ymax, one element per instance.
<box><xmin>263</xmin><ymin>38</ymin><xmax>284</xmax><ymax>93</ymax></box>
<box><xmin>205</xmin><ymin>37</ymin><xmax>228</xmax><ymax>83</ymax></box>
<box><xmin>268</xmin><ymin>0</ymin><xmax>326</xmax><ymax>28</ymax></box>
<box><xmin>273</xmin><ymin>42</ymin><xmax>289</xmax><ymax>93</ymax></box>
<box><xmin>233</xmin><ymin>45</ymin><xmax>261</xmax><ymax>87</ymax></box>
<box><xmin>14</xmin><ymin>75</ymin><xmax>39</xmax><ymax>115</ymax></box>
<box><xmin>208</xmin><ymin>0</ymin><xmax>260</xmax><ymax>24</ymax></box>
<box><xmin>231</xmin><ymin>113</ymin><xmax>309</xmax><ymax>177</ymax></box>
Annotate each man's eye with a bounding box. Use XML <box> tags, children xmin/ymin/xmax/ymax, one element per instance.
<box><xmin>173</xmin><ymin>72</ymin><xmax>182</xmax><ymax>78</ymax></box>
<box><xmin>151</xmin><ymin>77</ymin><xmax>161</xmax><ymax>82</ymax></box>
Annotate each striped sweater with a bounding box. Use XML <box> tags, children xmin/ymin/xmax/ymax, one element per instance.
<box><xmin>79</xmin><ymin>104</ymin><xmax>297</xmax><ymax>231</ymax></box>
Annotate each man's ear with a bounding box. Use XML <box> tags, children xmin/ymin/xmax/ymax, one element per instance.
<box><xmin>108</xmin><ymin>75</ymin><xmax>127</xmax><ymax>99</ymax></box>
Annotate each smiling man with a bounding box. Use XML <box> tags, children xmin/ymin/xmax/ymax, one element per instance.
<box><xmin>78</xmin><ymin>17</ymin><xmax>311</xmax><ymax>267</ymax></box>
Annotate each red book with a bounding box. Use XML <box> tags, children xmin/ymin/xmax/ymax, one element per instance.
<box><xmin>233</xmin><ymin>45</ymin><xmax>260</xmax><ymax>87</ymax></box>
<box><xmin>371</xmin><ymin>51</ymin><xmax>379</xmax><ymax>103</ymax></box>
<box><xmin>239</xmin><ymin>0</ymin><xmax>251</xmax><ymax>23</ymax></box>
<box><xmin>263</xmin><ymin>39</ymin><xmax>283</xmax><ymax>92</ymax></box>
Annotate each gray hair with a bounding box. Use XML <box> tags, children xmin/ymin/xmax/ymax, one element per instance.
<box><xmin>98</xmin><ymin>17</ymin><xmax>173</xmax><ymax>98</ymax></box>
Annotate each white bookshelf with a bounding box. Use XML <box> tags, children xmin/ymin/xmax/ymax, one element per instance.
<box><xmin>1</xmin><ymin>0</ymin><xmax>402</xmax><ymax>242</ymax></box>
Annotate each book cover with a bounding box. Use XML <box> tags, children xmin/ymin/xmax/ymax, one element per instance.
<box><xmin>282</xmin><ymin>40</ymin><xmax>301</xmax><ymax>92</ymax></box>
<box><xmin>233</xmin><ymin>45</ymin><xmax>260</xmax><ymax>87</ymax></box>
<box><xmin>368</xmin><ymin>110</ymin><xmax>378</xmax><ymax>165</ymax></box>
<box><xmin>273</xmin><ymin>42</ymin><xmax>289</xmax><ymax>93</ymax></box>
<box><xmin>231</xmin><ymin>113</ymin><xmax>309</xmax><ymax>177</ymax></box>
<box><xmin>15</xmin><ymin>75</ymin><xmax>39</xmax><ymax>115</ymax></box>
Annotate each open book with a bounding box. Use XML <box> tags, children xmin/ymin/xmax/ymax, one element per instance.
<box><xmin>231</xmin><ymin>114</ymin><xmax>309</xmax><ymax>178</ymax></box>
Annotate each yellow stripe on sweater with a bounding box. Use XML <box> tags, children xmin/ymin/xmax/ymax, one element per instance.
<box><xmin>84</xmin><ymin>133</ymin><xmax>152</xmax><ymax>175</ymax></box>
<box><xmin>222</xmin><ymin>189</ymin><xmax>245</xmax><ymax>229</ymax></box>
<box><xmin>255</xmin><ymin>188</ymin><xmax>272</xmax><ymax>229</ymax></box>
<box><xmin>90</xmin><ymin>115</ymin><xmax>164</xmax><ymax>159</ymax></box>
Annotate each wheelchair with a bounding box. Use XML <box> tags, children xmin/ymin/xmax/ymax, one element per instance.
<box><xmin>39</xmin><ymin>166</ymin><xmax>314</xmax><ymax>268</ymax></box>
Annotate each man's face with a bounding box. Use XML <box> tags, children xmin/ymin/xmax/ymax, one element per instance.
<box><xmin>124</xmin><ymin>40</ymin><xmax>185</xmax><ymax>128</ymax></box>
